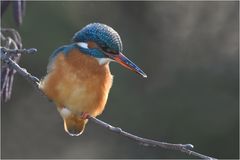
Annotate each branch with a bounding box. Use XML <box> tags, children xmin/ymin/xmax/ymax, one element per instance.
<box><xmin>0</xmin><ymin>47</ymin><xmax>217</xmax><ymax>160</ymax></box>
<box><xmin>88</xmin><ymin>116</ymin><xmax>215</xmax><ymax>159</ymax></box>
<box><xmin>1</xmin><ymin>47</ymin><xmax>40</xmax><ymax>91</ymax></box>
<box><xmin>1</xmin><ymin>28</ymin><xmax>22</xmax><ymax>102</ymax></box>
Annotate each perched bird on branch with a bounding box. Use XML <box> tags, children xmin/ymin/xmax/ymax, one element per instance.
<box><xmin>40</xmin><ymin>23</ymin><xmax>147</xmax><ymax>136</ymax></box>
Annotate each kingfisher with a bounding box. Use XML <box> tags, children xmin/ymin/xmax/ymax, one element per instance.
<box><xmin>40</xmin><ymin>23</ymin><xmax>147</xmax><ymax>136</ymax></box>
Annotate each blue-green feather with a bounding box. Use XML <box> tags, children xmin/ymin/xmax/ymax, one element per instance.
<box><xmin>49</xmin><ymin>44</ymin><xmax>74</xmax><ymax>63</ymax></box>
<box><xmin>47</xmin><ymin>44</ymin><xmax>75</xmax><ymax>72</ymax></box>
<box><xmin>72</xmin><ymin>23</ymin><xmax>123</xmax><ymax>53</ymax></box>
<box><xmin>48</xmin><ymin>43</ymin><xmax>105</xmax><ymax>72</ymax></box>
<box><xmin>48</xmin><ymin>23</ymin><xmax>122</xmax><ymax>70</ymax></box>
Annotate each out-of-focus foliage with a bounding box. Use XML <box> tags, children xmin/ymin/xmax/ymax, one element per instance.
<box><xmin>1</xmin><ymin>29</ymin><xmax>22</xmax><ymax>102</ymax></box>
<box><xmin>1</xmin><ymin>0</ymin><xmax>26</xmax><ymax>26</ymax></box>
<box><xmin>1</xmin><ymin>1</ymin><xmax>239</xmax><ymax>159</ymax></box>
<box><xmin>1</xmin><ymin>0</ymin><xmax>25</xmax><ymax>102</ymax></box>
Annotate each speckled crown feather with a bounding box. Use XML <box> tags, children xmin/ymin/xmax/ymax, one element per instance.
<box><xmin>72</xmin><ymin>23</ymin><xmax>123</xmax><ymax>52</ymax></box>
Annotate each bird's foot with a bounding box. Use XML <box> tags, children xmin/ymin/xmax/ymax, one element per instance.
<box><xmin>81</xmin><ymin>112</ymin><xmax>89</xmax><ymax>119</ymax></box>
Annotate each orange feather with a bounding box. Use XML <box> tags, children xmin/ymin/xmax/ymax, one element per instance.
<box><xmin>40</xmin><ymin>48</ymin><xmax>113</xmax><ymax>135</ymax></box>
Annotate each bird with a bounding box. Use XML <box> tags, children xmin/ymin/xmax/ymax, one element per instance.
<box><xmin>40</xmin><ymin>23</ymin><xmax>147</xmax><ymax>136</ymax></box>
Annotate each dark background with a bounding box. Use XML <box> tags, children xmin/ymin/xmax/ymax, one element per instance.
<box><xmin>1</xmin><ymin>1</ymin><xmax>239</xmax><ymax>159</ymax></box>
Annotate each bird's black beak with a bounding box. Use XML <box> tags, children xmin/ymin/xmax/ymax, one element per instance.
<box><xmin>105</xmin><ymin>52</ymin><xmax>147</xmax><ymax>78</ymax></box>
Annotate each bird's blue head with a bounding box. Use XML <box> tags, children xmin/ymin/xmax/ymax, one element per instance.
<box><xmin>72</xmin><ymin>23</ymin><xmax>147</xmax><ymax>78</ymax></box>
<box><xmin>73</xmin><ymin>23</ymin><xmax>122</xmax><ymax>56</ymax></box>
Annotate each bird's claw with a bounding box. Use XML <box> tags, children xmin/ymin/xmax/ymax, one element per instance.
<box><xmin>81</xmin><ymin>112</ymin><xmax>89</xmax><ymax>119</ymax></box>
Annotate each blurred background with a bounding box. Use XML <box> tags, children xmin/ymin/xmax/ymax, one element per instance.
<box><xmin>1</xmin><ymin>1</ymin><xmax>239</xmax><ymax>159</ymax></box>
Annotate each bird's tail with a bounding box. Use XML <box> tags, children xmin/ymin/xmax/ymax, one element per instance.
<box><xmin>63</xmin><ymin>115</ymin><xmax>88</xmax><ymax>136</ymax></box>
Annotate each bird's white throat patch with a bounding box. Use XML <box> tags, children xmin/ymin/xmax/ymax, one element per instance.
<box><xmin>95</xmin><ymin>58</ymin><xmax>112</xmax><ymax>65</ymax></box>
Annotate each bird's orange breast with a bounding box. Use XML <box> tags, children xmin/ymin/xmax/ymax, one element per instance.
<box><xmin>40</xmin><ymin>48</ymin><xmax>113</xmax><ymax>117</ymax></box>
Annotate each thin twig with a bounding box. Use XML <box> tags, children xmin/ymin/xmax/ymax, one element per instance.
<box><xmin>88</xmin><ymin>116</ymin><xmax>216</xmax><ymax>159</ymax></box>
<box><xmin>0</xmin><ymin>47</ymin><xmax>217</xmax><ymax>159</ymax></box>
<box><xmin>1</xmin><ymin>29</ymin><xmax>22</xmax><ymax>102</ymax></box>
<box><xmin>1</xmin><ymin>47</ymin><xmax>37</xmax><ymax>55</ymax></box>
<box><xmin>1</xmin><ymin>47</ymin><xmax>40</xmax><ymax>91</ymax></box>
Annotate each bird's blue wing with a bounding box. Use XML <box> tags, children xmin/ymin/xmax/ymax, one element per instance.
<box><xmin>47</xmin><ymin>45</ymin><xmax>73</xmax><ymax>73</ymax></box>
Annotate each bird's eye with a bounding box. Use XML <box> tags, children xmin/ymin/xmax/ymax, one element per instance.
<box><xmin>101</xmin><ymin>46</ymin><xmax>111</xmax><ymax>52</ymax></box>
<box><xmin>100</xmin><ymin>45</ymin><xmax>118</xmax><ymax>55</ymax></box>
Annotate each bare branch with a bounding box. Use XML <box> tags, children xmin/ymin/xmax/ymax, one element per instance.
<box><xmin>1</xmin><ymin>29</ymin><xmax>22</xmax><ymax>102</ymax></box>
<box><xmin>0</xmin><ymin>47</ymin><xmax>217</xmax><ymax>159</ymax></box>
<box><xmin>1</xmin><ymin>47</ymin><xmax>40</xmax><ymax>92</ymax></box>
<box><xmin>1</xmin><ymin>47</ymin><xmax>37</xmax><ymax>55</ymax></box>
<box><xmin>88</xmin><ymin>115</ymin><xmax>216</xmax><ymax>159</ymax></box>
